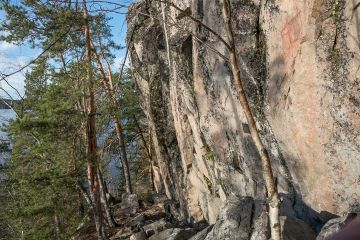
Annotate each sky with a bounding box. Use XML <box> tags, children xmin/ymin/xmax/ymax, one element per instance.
<box><xmin>0</xmin><ymin>1</ymin><xmax>133</xmax><ymax>100</ymax></box>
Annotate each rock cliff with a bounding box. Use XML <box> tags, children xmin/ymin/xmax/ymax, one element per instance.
<box><xmin>126</xmin><ymin>0</ymin><xmax>360</xmax><ymax>231</ymax></box>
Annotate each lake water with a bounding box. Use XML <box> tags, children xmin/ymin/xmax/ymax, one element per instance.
<box><xmin>0</xmin><ymin>108</ymin><xmax>15</xmax><ymax>181</ymax></box>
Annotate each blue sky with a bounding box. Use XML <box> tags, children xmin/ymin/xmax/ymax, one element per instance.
<box><xmin>0</xmin><ymin>1</ymin><xmax>133</xmax><ymax>99</ymax></box>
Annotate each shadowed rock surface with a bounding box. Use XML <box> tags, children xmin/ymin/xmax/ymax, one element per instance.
<box><xmin>316</xmin><ymin>209</ymin><xmax>360</xmax><ymax>240</ymax></box>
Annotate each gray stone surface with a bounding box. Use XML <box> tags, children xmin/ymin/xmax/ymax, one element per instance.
<box><xmin>203</xmin><ymin>196</ymin><xmax>269</xmax><ymax>240</ymax></box>
<box><xmin>121</xmin><ymin>193</ymin><xmax>139</xmax><ymax>209</ymax></box>
<box><xmin>127</xmin><ymin>213</ymin><xmax>146</xmax><ymax>229</ymax></box>
<box><xmin>130</xmin><ymin>229</ymin><xmax>147</xmax><ymax>240</ymax></box>
<box><xmin>152</xmin><ymin>193</ymin><xmax>168</xmax><ymax>204</ymax></box>
<box><xmin>149</xmin><ymin>228</ymin><xmax>196</xmax><ymax>240</ymax></box>
<box><xmin>143</xmin><ymin>218</ymin><xmax>172</xmax><ymax>236</ymax></box>
<box><xmin>189</xmin><ymin>226</ymin><xmax>213</xmax><ymax>240</ymax></box>
<box><xmin>281</xmin><ymin>216</ymin><xmax>316</xmax><ymax>240</ymax></box>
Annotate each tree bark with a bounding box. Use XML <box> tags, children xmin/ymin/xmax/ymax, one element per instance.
<box><xmin>54</xmin><ymin>209</ymin><xmax>61</xmax><ymax>240</ymax></box>
<box><xmin>82</xmin><ymin>1</ymin><xmax>107</xmax><ymax>239</ymax></box>
<box><xmin>97</xmin><ymin>168</ymin><xmax>117</xmax><ymax>227</ymax></box>
<box><xmin>160</xmin><ymin>1</ymin><xmax>172</xmax><ymax>69</ymax></box>
<box><xmin>78</xmin><ymin>180</ymin><xmax>93</xmax><ymax>207</ymax></box>
<box><xmin>91</xmin><ymin>44</ymin><xmax>133</xmax><ymax>194</ymax></box>
<box><xmin>220</xmin><ymin>1</ymin><xmax>281</xmax><ymax>240</ymax></box>
<box><xmin>133</xmin><ymin>114</ymin><xmax>155</xmax><ymax>191</ymax></box>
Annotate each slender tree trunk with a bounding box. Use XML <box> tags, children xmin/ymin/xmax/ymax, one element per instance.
<box><xmin>220</xmin><ymin>1</ymin><xmax>281</xmax><ymax>239</ymax></box>
<box><xmin>54</xmin><ymin>209</ymin><xmax>61</xmax><ymax>240</ymax></box>
<box><xmin>91</xmin><ymin>46</ymin><xmax>133</xmax><ymax>194</ymax></box>
<box><xmin>133</xmin><ymin>115</ymin><xmax>152</xmax><ymax>164</ymax></box>
<box><xmin>78</xmin><ymin>180</ymin><xmax>93</xmax><ymax>207</ymax></box>
<box><xmin>148</xmin><ymin>130</ymin><xmax>154</xmax><ymax>190</ymax></box>
<box><xmin>128</xmin><ymin>65</ymin><xmax>157</xmax><ymax>191</ymax></box>
<box><xmin>97</xmin><ymin>168</ymin><xmax>117</xmax><ymax>227</ymax></box>
<box><xmin>104</xmin><ymin>59</ymin><xmax>133</xmax><ymax>194</ymax></box>
<box><xmin>133</xmin><ymin>114</ymin><xmax>155</xmax><ymax>191</ymax></box>
<box><xmin>160</xmin><ymin>1</ymin><xmax>172</xmax><ymax>69</ymax></box>
<box><xmin>114</xmin><ymin>114</ymin><xmax>133</xmax><ymax>194</ymax></box>
<box><xmin>76</xmin><ymin>184</ymin><xmax>93</xmax><ymax>232</ymax></box>
<box><xmin>82</xmin><ymin>1</ymin><xmax>107</xmax><ymax>239</ymax></box>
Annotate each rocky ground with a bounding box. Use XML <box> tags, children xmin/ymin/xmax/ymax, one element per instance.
<box><xmin>78</xmin><ymin>194</ymin><xmax>360</xmax><ymax>240</ymax></box>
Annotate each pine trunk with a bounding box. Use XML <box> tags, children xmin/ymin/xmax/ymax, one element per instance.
<box><xmin>92</xmin><ymin>47</ymin><xmax>133</xmax><ymax>194</ymax></box>
<box><xmin>82</xmin><ymin>1</ymin><xmax>107</xmax><ymax>239</ymax></box>
<box><xmin>54</xmin><ymin>209</ymin><xmax>61</xmax><ymax>240</ymax></box>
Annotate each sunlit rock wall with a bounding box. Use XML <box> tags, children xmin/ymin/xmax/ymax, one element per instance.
<box><xmin>127</xmin><ymin>0</ymin><xmax>360</xmax><ymax>228</ymax></box>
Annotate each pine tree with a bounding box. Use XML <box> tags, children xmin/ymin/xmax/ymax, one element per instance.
<box><xmin>0</xmin><ymin>59</ymin><xmax>85</xmax><ymax>239</ymax></box>
<box><xmin>0</xmin><ymin>1</ymin><xmax>110</xmax><ymax>238</ymax></box>
<box><xmin>117</xmin><ymin>70</ymin><xmax>152</xmax><ymax>196</ymax></box>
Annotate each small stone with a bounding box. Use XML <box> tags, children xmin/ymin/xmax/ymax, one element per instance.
<box><xmin>152</xmin><ymin>193</ymin><xmax>168</xmax><ymax>204</ymax></box>
<box><xmin>143</xmin><ymin>218</ymin><xmax>172</xmax><ymax>236</ymax></box>
<box><xmin>127</xmin><ymin>213</ymin><xmax>147</xmax><ymax>229</ymax></box>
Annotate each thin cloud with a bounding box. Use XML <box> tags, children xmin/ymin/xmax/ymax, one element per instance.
<box><xmin>0</xmin><ymin>41</ymin><xmax>16</xmax><ymax>52</ymax></box>
<box><xmin>0</xmin><ymin>52</ymin><xmax>29</xmax><ymax>99</ymax></box>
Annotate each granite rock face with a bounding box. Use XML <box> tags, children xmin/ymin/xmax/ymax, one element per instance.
<box><xmin>126</xmin><ymin>0</ymin><xmax>360</xmax><ymax>229</ymax></box>
<box><xmin>261</xmin><ymin>0</ymin><xmax>360</xmax><ymax>216</ymax></box>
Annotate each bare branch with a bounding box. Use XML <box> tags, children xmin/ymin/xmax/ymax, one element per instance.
<box><xmin>167</xmin><ymin>15</ymin><xmax>229</xmax><ymax>61</ymax></box>
<box><xmin>155</xmin><ymin>0</ymin><xmax>232</xmax><ymax>50</ymax></box>
<box><xmin>115</xmin><ymin>25</ymin><xmax>137</xmax><ymax>91</ymax></box>
<box><xmin>0</xmin><ymin>74</ymin><xmax>24</xmax><ymax>100</ymax></box>
<box><xmin>0</xmin><ymin>28</ymin><xmax>73</xmax><ymax>80</ymax></box>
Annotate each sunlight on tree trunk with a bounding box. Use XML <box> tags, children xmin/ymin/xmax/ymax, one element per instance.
<box><xmin>98</xmin><ymin>168</ymin><xmax>117</xmax><ymax>227</ymax></box>
<box><xmin>82</xmin><ymin>1</ymin><xmax>107</xmax><ymax>239</ymax></box>
<box><xmin>91</xmin><ymin>42</ymin><xmax>133</xmax><ymax>194</ymax></box>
